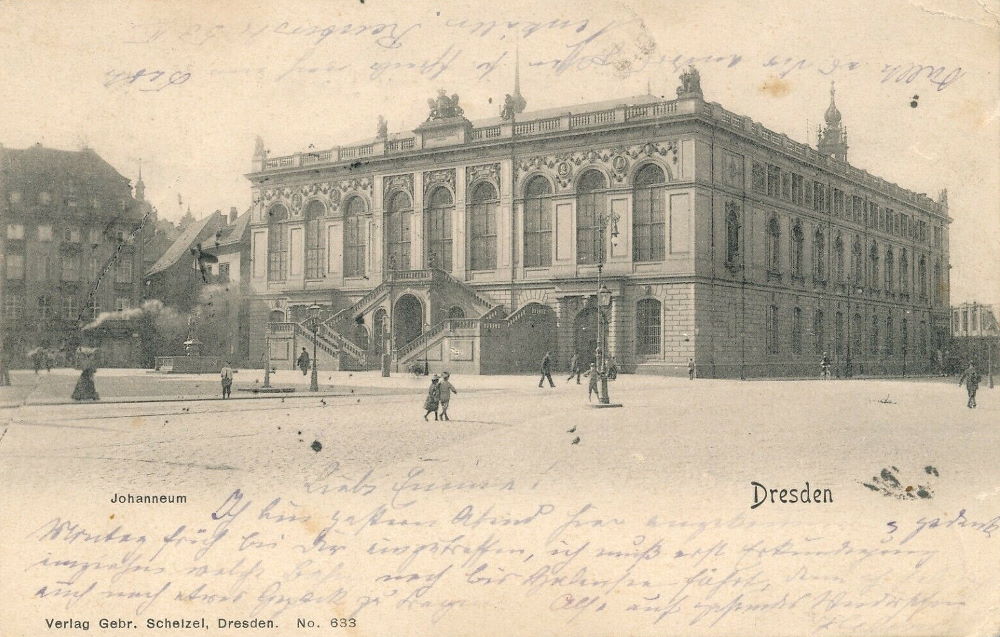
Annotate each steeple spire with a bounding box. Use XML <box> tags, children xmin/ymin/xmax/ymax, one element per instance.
<box><xmin>135</xmin><ymin>158</ymin><xmax>145</xmax><ymax>202</ymax></box>
<box><xmin>817</xmin><ymin>81</ymin><xmax>848</xmax><ymax>162</ymax></box>
<box><xmin>500</xmin><ymin>43</ymin><xmax>527</xmax><ymax>120</ymax></box>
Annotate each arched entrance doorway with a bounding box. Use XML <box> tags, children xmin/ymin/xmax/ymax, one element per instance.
<box><xmin>372</xmin><ymin>308</ymin><xmax>387</xmax><ymax>355</ymax></box>
<box><xmin>510</xmin><ymin>303</ymin><xmax>557</xmax><ymax>371</ymax></box>
<box><xmin>574</xmin><ymin>306</ymin><xmax>609</xmax><ymax>368</ymax></box>
<box><xmin>268</xmin><ymin>309</ymin><xmax>285</xmax><ymax>323</ymax></box>
<box><xmin>393</xmin><ymin>294</ymin><xmax>423</xmax><ymax>348</ymax></box>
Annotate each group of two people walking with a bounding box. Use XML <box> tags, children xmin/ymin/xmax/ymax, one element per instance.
<box><xmin>540</xmin><ymin>351</ymin><xmax>617</xmax><ymax>401</ymax></box>
<box><xmin>423</xmin><ymin>372</ymin><xmax>457</xmax><ymax>420</ymax></box>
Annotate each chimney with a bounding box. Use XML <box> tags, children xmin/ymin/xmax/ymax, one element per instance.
<box><xmin>229</xmin><ymin>207</ymin><xmax>238</xmax><ymax>224</ymax></box>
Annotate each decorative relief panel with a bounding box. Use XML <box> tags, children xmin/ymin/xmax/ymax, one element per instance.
<box><xmin>256</xmin><ymin>178</ymin><xmax>373</xmax><ymax>219</ymax></box>
<box><xmin>423</xmin><ymin>169</ymin><xmax>455</xmax><ymax>196</ymax></box>
<box><xmin>514</xmin><ymin>141</ymin><xmax>679</xmax><ymax>191</ymax></box>
<box><xmin>466</xmin><ymin>163</ymin><xmax>500</xmax><ymax>192</ymax></box>
<box><xmin>383</xmin><ymin>174</ymin><xmax>414</xmax><ymax>199</ymax></box>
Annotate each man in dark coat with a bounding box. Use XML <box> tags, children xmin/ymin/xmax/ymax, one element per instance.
<box><xmin>438</xmin><ymin>372</ymin><xmax>457</xmax><ymax>420</ymax></box>
<box><xmin>538</xmin><ymin>351</ymin><xmax>555</xmax><ymax>388</ymax></box>
<box><xmin>566</xmin><ymin>353</ymin><xmax>581</xmax><ymax>384</ymax></box>
<box><xmin>296</xmin><ymin>347</ymin><xmax>310</xmax><ymax>376</ymax></box>
<box><xmin>959</xmin><ymin>362</ymin><xmax>981</xmax><ymax>409</ymax></box>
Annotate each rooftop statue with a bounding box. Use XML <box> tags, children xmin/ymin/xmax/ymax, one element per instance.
<box><xmin>676</xmin><ymin>65</ymin><xmax>703</xmax><ymax>99</ymax></box>
<box><xmin>377</xmin><ymin>115</ymin><xmax>388</xmax><ymax>139</ymax></box>
<box><xmin>427</xmin><ymin>89</ymin><xmax>464</xmax><ymax>121</ymax></box>
<box><xmin>253</xmin><ymin>135</ymin><xmax>266</xmax><ymax>157</ymax></box>
<box><xmin>500</xmin><ymin>92</ymin><xmax>527</xmax><ymax>121</ymax></box>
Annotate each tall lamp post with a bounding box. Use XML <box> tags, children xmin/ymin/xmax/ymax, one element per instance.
<box><xmin>592</xmin><ymin>207</ymin><xmax>621</xmax><ymax>408</ymax></box>
<box><xmin>308</xmin><ymin>303</ymin><xmax>321</xmax><ymax>392</ymax></box>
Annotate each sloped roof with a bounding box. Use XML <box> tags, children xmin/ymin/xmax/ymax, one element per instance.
<box><xmin>145</xmin><ymin>211</ymin><xmax>224</xmax><ymax>277</ymax></box>
<box><xmin>2</xmin><ymin>143</ymin><xmax>129</xmax><ymax>185</ymax></box>
<box><xmin>208</xmin><ymin>209</ymin><xmax>251</xmax><ymax>249</ymax></box>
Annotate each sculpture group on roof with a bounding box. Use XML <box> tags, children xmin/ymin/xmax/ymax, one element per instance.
<box><xmin>427</xmin><ymin>89</ymin><xmax>464</xmax><ymax>121</ymax></box>
<box><xmin>676</xmin><ymin>65</ymin><xmax>703</xmax><ymax>99</ymax></box>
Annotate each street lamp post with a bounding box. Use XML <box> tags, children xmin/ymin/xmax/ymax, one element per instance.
<box><xmin>423</xmin><ymin>322</ymin><xmax>431</xmax><ymax>376</ymax></box>
<box><xmin>592</xmin><ymin>207</ymin><xmax>621</xmax><ymax>408</ymax></box>
<box><xmin>308</xmin><ymin>303</ymin><xmax>320</xmax><ymax>392</ymax></box>
<box><xmin>263</xmin><ymin>325</ymin><xmax>272</xmax><ymax>388</ymax></box>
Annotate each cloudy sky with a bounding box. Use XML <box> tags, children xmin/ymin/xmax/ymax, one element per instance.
<box><xmin>1</xmin><ymin>0</ymin><xmax>997</xmax><ymax>303</ymax></box>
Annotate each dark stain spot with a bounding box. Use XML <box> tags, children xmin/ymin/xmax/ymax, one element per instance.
<box><xmin>311</xmin><ymin>440</ymin><xmax>323</xmax><ymax>452</ymax></box>
<box><xmin>910</xmin><ymin>95</ymin><xmax>919</xmax><ymax>108</ymax></box>
<box><xmin>109</xmin><ymin>514</ymin><xmax>115</xmax><ymax>519</ymax></box>
<box><xmin>924</xmin><ymin>465</ymin><xmax>939</xmax><ymax>476</ymax></box>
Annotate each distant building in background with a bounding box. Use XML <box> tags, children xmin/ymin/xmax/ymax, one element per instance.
<box><xmin>952</xmin><ymin>302</ymin><xmax>999</xmax><ymax>338</ymax></box>
<box><xmin>0</xmin><ymin>143</ymin><xmax>145</xmax><ymax>366</ymax></box>
<box><xmin>143</xmin><ymin>207</ymin><xmax>251</xmax><ymax>365</ymax></box>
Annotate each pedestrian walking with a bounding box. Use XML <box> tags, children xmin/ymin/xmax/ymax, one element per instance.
<box><xmin>821</xmin><ymin>352</ymin><xmax>832</xmax><ymax>379</ymax></box>
<box><xmin>538</xmin><ymin>351</ymin><xmax>555</xmax><ymax>388</ymax></box>
<box><xmin>688</xmin><ymin>358</ymin><xmax>695</xmax><ymax>380</ymax></box>
<box><xmin>220</xmin><ymin>361</ymin><xmax>235</xmax><ymax>399</ymax></box>
<box><xmin>44</xmin><ymin>349</ymin><xmax>53</xmax><ymax>373</ymax></box>
<box><xmin>0</xmin><ymin>348</ymin><xmax>10</xmax><ymax>386</ymax></box>
<box><xmin>959</xmin><ymin>362</ymin><xmax>981</xmax><ymax>409</ymax></box>
<box><xmin>71</xmin><ymin>347</ymin><xmax>100</xmax><ymax>401</ymax></box>
<box><xmin>607</xmin><ymin>357</ymin><xmax>619</xmax><ymax>381</ymax></box>
<box><xmin>438</xmin><ymin>372</ymin><xmax>457</xmax><ymax>420</ymax></box>
<box><xmin>583</xmin><ymin>363</ymin><xmax>599</xmax><ymax>401</ymax></box>
<box><xmin>296</xmin><ymin>347</ymin><xmax>310</xmax><ymax>376</ymax></box>
<box><xmin>30</xmin><ymin>348</ymin><xmax>42</xmax><ymax>374</ymax></box>
<box><xmin>566</xmin><ymin>353</ymin><xmax>581</xmax><ymax>384</ymax></box>
<box><xmin>423</xmin><ymin>375</ymin><xmax>440</xmax><ymax>421</ymax></box>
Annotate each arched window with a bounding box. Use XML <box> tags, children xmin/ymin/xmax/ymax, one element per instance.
<box><xmin>523</xmin><ymin>176</ymin><xmax>552</xmax><ymax>268</ymax></box>
<box><xmin>343</xmin><ymin>197</ymin><xmax>367</xmax><ymax>277</ymax></box>
<box><xmin>869</xmin><ymin>243</ymin><xmax>879</xmax><ymax>290</ymax></box>
<box><xmin>813</xmin><ymin>228</ymin><xmax>826</xmax><ymax>281</ymax></box>
<box><xmin>932</xmin><ymin>260</ymin><xmax>942</xmax><ymax>305</ymax></box>
<box><xmin>918</xmin><ymin>256</ymin><xmax>927</xmax><ymax>298</ymax></box>
<box><xmin>834</xmin><ymin>311</ymin><xmax>844</xmax><ymax>356</ymax></box>
<box><xmin>851</xmin><ymin>312</ymin><xmax>863</xmax><ymax>354</ymax></box>
<box><xmin>870</xmin><ymin>314</ymin><xmax>879</xmax><ymax>354</ymax></box>
<box><xmin>834</xmin><ymin>234</ymin><xmax>844</xmax><ymax>282</ymax></box>
<box><xmin>576</xmin><ymin>170</ymin><xmax>607</xmax><ymax>265</ymax></box>
<box><xmin>813</xmin><ymin>309</ymin><xmax>825</xmax><ymax>354</ymax></box>
<box><xmin>885</xmin><ymin>315</ymin><xmax>894</xmax><ymax>355</ymax></box>
<box><xmin>899</xmin><ymin>249</ymin><xmax>909</xmax><ymax>293</ymax></box>
<box><xmin>447</xmin><ymin>305</ymin><xmax>465</xmax><ymax>319</ymax></box>
<box><xmin>37</xmin><ymin>295</ymin><xmax>52</xmax><ymax>320</ymax></box>
<box><xmin>632</xmin><ymin>164</ymin><xmax>665</xmax><ymax>262</ymax></box>
<box><xmin>791</xmin><ymin>307</ymin><xmax>803</xmax><ymax>354</ymax></box>
<box><xmin>267</xmin><ymin>204</ymin><xmax>288</xmax><ymax>281</ymax></box>
<box><xmin>884</xmin><ymin>248</ymin><xmax>894</xmax><ymax>293</ymax></box>
<box><xmin>635</xmin><ymin>298</ymin><xmax>661</xmax><ymax>356</ymax></box>
<box><xmin>426</xmin><ymin>187</ymin><xmax>453</xmax><ymax>271</ymax></box>
<box><xmin>304</xmin><ymin>200</ymin><xmax>325</xmax><ymax>279</ymax></box>
<box><xmin>766</xmin><ymin>217</ymin><xmax>781</xmax><ymax>273</ymax></box>
<box><xmin>851</xmin><ymin>238</ymin><xmax>863</xmax><ymax>286</ymax></box>
<box><xmin>790</xmin><ymin>222</ymin><xmax>804</xmax><ymax>278</ymax></box>
<box><xmin>725</xmin><ymin>203</ymin><xmax>740</xmax><ymax>265</ymax></box>
<box><xmin>469</xmin><ymin>182</ymin><xmax>498</xmax><ymax>271</ymax></box>
<box><xmin>385</xmin><ymin>191</ymin><xmax>412</xmax><ymax>271</ymax></box>
<box><xmin>767</xmin><ymin>305</ymin><xmax>780</xmax><ymax>353</ymax></box>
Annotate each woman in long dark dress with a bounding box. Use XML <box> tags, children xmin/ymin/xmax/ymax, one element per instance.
<box><xmin>72</xmin><ymin>347</ymin><xmax>100</xmax><ymax>401</ymax></box>
<box><xmin>423</xmin><ymin>376</ymin><xmax>440</xmax><ymax>421</ymax></box>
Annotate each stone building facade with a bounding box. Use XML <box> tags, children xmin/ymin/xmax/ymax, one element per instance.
<box><xmin>0</xmin><ymin>144</ymin><xmax>146</xmax><ymax>367</ymax></box>
<box><xmin>244</xmin><ymin>74</ymin><xmax>951</xmax><ymax>377</ymax></box>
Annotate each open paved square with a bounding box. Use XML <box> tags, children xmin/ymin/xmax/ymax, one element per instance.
<box><xmin>1</xmin><ymin>371</ymin><xmax>998</xmax><ymax>636</ymax></box>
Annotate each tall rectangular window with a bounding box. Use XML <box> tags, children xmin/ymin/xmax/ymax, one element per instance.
<box><xmin>469</xmin><ymin>183</ymin><xmax>498</xmax><ymax>271</ymax></box>
<box><xmin>343</xmin><ymin>198</ymin><xmax>367</xmax><ymax>277</ymax></box>
<box><xmin>767</xmin><ymin>165</ymin><xmax>780</xmax><ymax>198</ymax></box>
<box><xmin>576</xmin><ymin>170</ymin><xmax>608</xmax><ymax>265</ymax></box>
<box><xmin>751</xmin><ymin>162</ymin><xmax>766</xmax><ymax>194</ymax></box>
<box><xmin>62</xmin><ymin>254</ymin><xmax>81</xmax><ymax>281</ymax></box>
<box><xmin>426</xmin><ymin>187</ymin><xmax>454</xmax><ymax>272</ymax></box>
<box><xmin>523</xmin><ymin>177</ymin><xmax>552</xmax><ymax>268</ymax></box>
<box><xmin>267</xmin><ymin>205</ymin><xmax>289</xmax><ymax>281</ymax></box>
<box><xmin>632</xmin><ymin>164</ymin><xmax>666</xmax><ymax>262</ymax></box>
<box><xmin>767</xmin><ymin>305</ymin><xmax>780</xmax><ymax>354</ymax></box>
<box><xmin>6</xmin><ymin>254</ymin><xmax>24</xmax><ymax>279</ymax></box>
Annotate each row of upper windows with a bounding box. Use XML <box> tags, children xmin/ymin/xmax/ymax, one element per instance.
<box><xmin>765</xmin><ymin>305</ymin><xmax>931</xmax><ymax>356</ymax></box>
<box><xmin>4</xmin><ymin>253</ymin><xmax>134</xmax><ymax>283</ymax></box>
<box><xmin>5</xmin><ymin>224</ymin><xmax>131</xmax><ymax>244</ymax></box>
<box><xmin>2</xmin><ymin>295</ymin><xmax>132</xmax><ymax>321</ymax></box>
<box><xmin>262</xmin><ymin>163</ymin><xmax>673</xmax><ymax>221</ymax></box>
<box><xmin>748</xmin><ymin>161</ymin><xmax>940</xmax><ymax>244</ymax></box>
<box><xmin>6</xmin><ymin>189</ymin><xmax>129</xmax><ymax>210</ymax></box>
